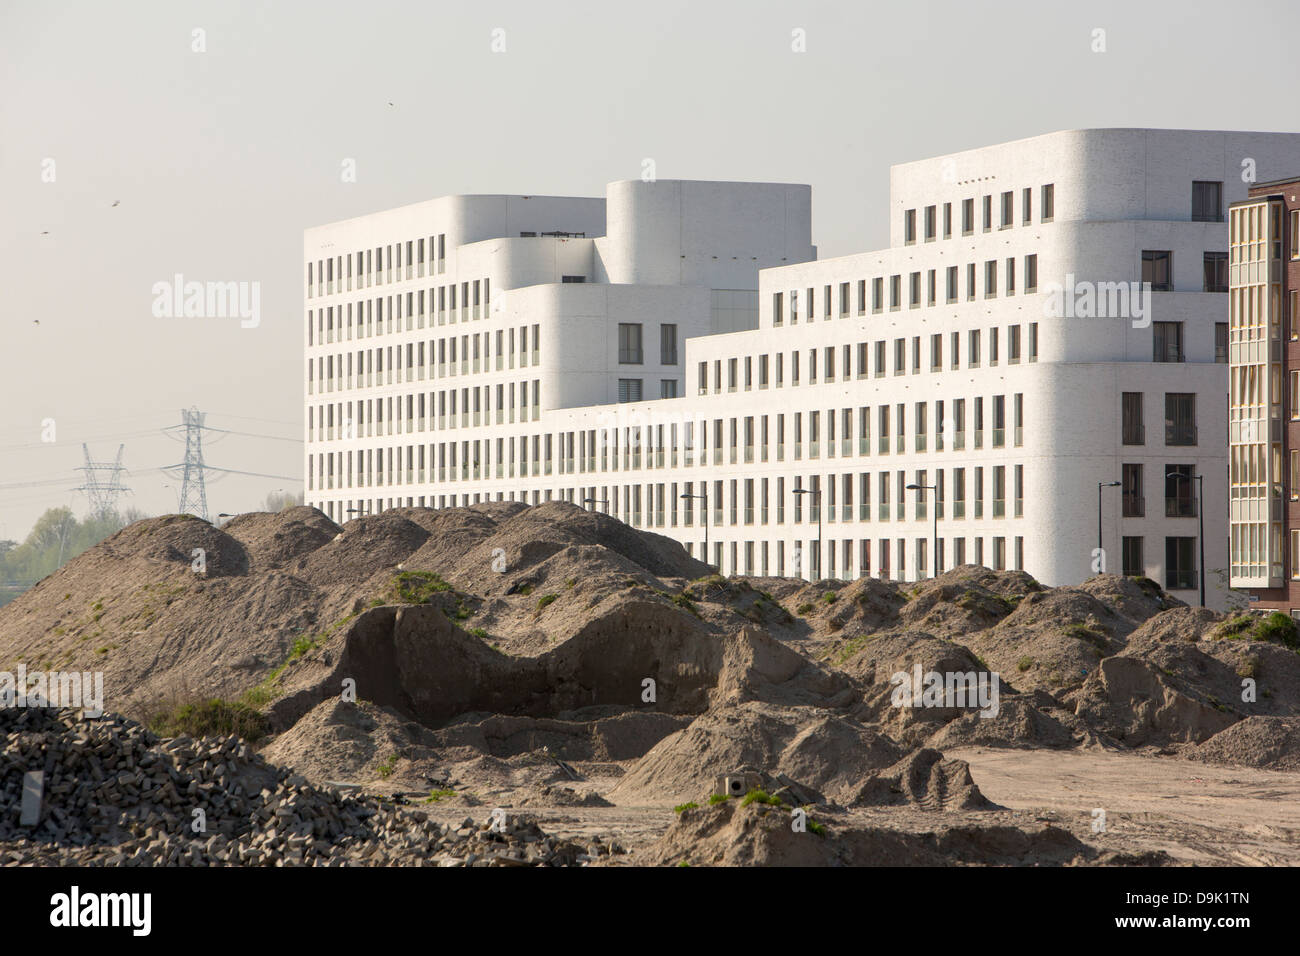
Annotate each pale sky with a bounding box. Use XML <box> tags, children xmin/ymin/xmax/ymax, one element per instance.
<box><xmin>3</xmin><ymin>0</ymin><xmax>1298</xmax><ymax>542</ymax></box>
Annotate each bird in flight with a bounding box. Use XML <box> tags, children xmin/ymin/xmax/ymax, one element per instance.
<box><xmin>111</xmin><ymin>200</ymin><xmax>121</xmax><ymax>207</ymax></box>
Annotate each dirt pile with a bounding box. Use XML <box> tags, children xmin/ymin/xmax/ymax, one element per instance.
<box><xmin>610</xmin><ymin>701</ymin><xmax>910</xmax><ymax>805</ymax></box>
<box><xmin>1189</xmin><ymin>717</ymin><xmax>1300</xmax><ymax>771</ymax></box>
<box><xmin>634</xmin><ymin>799</ymin><xmax>1163</xmax><ymax>867</ymax></box>
<box><xmin>0</xmin><ymin>502</ymin><xmax>717</xmax><ymax>721</ymax></box>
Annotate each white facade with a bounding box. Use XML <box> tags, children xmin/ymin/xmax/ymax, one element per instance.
<box><xmin>304</xmin><ymin>130</ymin><xmax>1300</xmax><ymax>607</ymax></box>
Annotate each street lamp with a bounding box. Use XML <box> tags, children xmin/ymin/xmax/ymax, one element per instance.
<box><xmin>906</xmin><ymin>481</ymin><xmax>939</xmax><ymax>579</ymax></box>
<box><xmin>680</xmin><ymin>491</ymin><xmax>709</xmax><ymax>566</ymax></box>
<box><xmin>1166</xmin><ymin>470</ymin><xmax>1205</xmax><ymax>607</ymax></box>
<box><xmin>792</xmin><ymin>486</ymin><xmax>822</xmax><ymax>582</ymax></box>
<box><xmin>1097</xmin><ymin>480</ymin><xmax>1121</xmax><ymax>576</ymax></box>
<box><xmin>582</xmin><ymin>496</ymin><xmax>609</xmax><ymax>513</ymax></box>
<box><xmin>346</xmin><ymin>507</ymin><xmax>370</xmax><ymax>519</ymax></box>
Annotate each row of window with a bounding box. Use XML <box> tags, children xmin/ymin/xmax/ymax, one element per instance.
<box><xmin>698</xmin><ymin>324</ymin><xmax>1039</xmax><ymax>398</ymax></box>
<box><xmin>772</xmin><ymin>255</ymin><xmax>1040</xmax><ymax>324</ymax></box>
<box><xmin>306</xmin><ymin>276</ymin><xmax>509</xmax><ymax>349</ymax></box>
<box><xmin>308</xmin><ymin>466</ymin><xmax>1025</xmax><ymax>527</ymax></box>
<box><xmin>307</xmin><ymin>324</ymin><xmax>542</xmax><ymax>394</ymax></box>
<box><xmin>308</xmin><ymin>392</ymin><xmax>1028</xmax><ymax>473</ymax></box>
<box><xmin>1121</xmin><ymin>392</ymin><xmax>1200</xmax><ymax>447</ymax></box>
<box><xmin>1119</xmin><ymin>463</ymin><xmax>1201</xmax><ymax>517</ymax></box>
<box><xmin>902</xmin><ymin>185</ymin><xmax>1055</xmax><ymax>244</ymax></box>
<box><xmin>308</xmin><ymin>235</ymin><xmax>448</xmax><ymax>299</ymax></box>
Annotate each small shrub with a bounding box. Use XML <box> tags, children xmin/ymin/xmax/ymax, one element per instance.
<box><xmin>424</xmin><ymin>789</ymin><xmax>456</xmax><ymax>803</ymax></box>
<box><xmin>468</xmin><ymin>627</ymin><xmax>488</xmax><ymax>640</ymax></box>
<box><xmin>740</xmin><ymin>788</ymin><xmax>783</xmax><ymax>808</ymax></box>
<box><xmin>537</xmin><ymin>593</ymin><xmax>558</xmax><ymax>610</ymax></box>
<box><xmin>807</xmin><ymin>819</ymin><xmax>828</xmax><ymax>837</ymax></box>
<box><xmin>1254</xmin><ymin>612</ymin><xmax>1299</xmax><ymax>649</ymax></box>
<box><xmin>707</xmin><ymin>793</ymin><xmax>729</xmax><ymax>805</ymax></box>
<box><xmin>797</xmin><ymin>603</ymin><xmax>814</xmax><ymax>615</ymax></box>
<box><xmin>148</xmin><ymin>698</ymin><xmax>270</xmax><ymax>743</ymax></box>
<box><xmin>673</xmin><ymin>802</ymin><xmax>698</xmax><ymax>814</ymax></box>
<box><xmin>375</xmin><ymin>754</ymin><xmax>398</xmax><ymax>779</ymax></box>
<box><xmin>822</xmin><ymin>591</ymin><xmax>838</xmax><ymax>604</ymax></box>
<box><xmin>1017</xmin><ymin>656</ymin><xmax>1034</xmax><ymax>672</ymax></box>
<box><xmin>390</xmin><ymin>570</ymin><xmax>451</xmax><ymax>604</ymax></box>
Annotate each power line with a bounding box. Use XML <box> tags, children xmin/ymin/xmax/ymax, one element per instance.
<box><xmin>172</xmin><ymin>408</ymin><xmax>209</xmax><ymax>522</ymax></box>
<box><xmin>73</xmin><ymin>443</ymin><xmax>131</xmax><ymax>519</ymax></box>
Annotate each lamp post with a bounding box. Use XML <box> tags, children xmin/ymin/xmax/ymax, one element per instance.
<box><xmin>346</xmin><ymin>506</ymin><xmax>370</xmax><ymax>519</ymax></box>
<box><xmin>1166</xmin><ymin>470</ymin><xmax>1205</xmax><ymax>607</ymax></box>
<box><xmin>582</xmin><ymin>496</ymin><xmax>609</xmax><ymax>513</ymax></box>
<box><xmin>906</xmin><ymin>481</ymin><xmax>939</xmax><ymax>579</ymax></box>
<box><xmin>792</xmin><ymin>486</ymin><xmax>822</xmax><ymax>582</ymax></box>
<box><xmin>680</xmin><ymin>492</ymin><xmax>709</xmax><ymax>566</ymax></box>
<box><xmin>1097</xmin><ymin>480</ymin><xmax>1121</xmax><ymax>575</ymax></box>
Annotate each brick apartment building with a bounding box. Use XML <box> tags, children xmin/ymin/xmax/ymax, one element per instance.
<box><xmin>1228</xmin><ymin>175</ymin><xmax>1300</xmax><ymax>609</ymax></box>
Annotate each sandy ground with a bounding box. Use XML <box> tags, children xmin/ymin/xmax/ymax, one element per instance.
<box><xmin>948</xmin><ymin>747</ymin><xmax>1300</xmax><ymax>865</ymax></box>
<box><xmin>405</xmin><ymin>749</ymin><xmax>1300</xmax><ymax>865</ymax></box>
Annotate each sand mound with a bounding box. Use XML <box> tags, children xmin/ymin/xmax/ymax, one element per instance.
<box><xmin>925</xmin><ymin>696</ymin><xmax>1091</xmax><ymax>751</ymax></box>
<box><xmin>1073</xmin><ymin>651</ymin><xmax>1242</xmax><ymax>746</ymax></box>
<box><xmin>221</xmin><ymin>507</ymin><xmax>340</xmax><ymax>571</ymax></box>
<box><xmin>842</xmin><ymin>748</ymin><xmax>994</xmax><ymax>810</ymax></box>
<box><xmin>609</xmin><ymin>701</ymin><xmax>906</xmax><ymax>805</ymax></box>
<box><xmin>637</xmin><ymin>799</ymin><xmax>1122</xmax><ymax>867</ymax></box>
<box><xmin>1189</xmin><ymin>717</ymin><xmax>1300</xmax><ymax>771</ymax></box>
<box><xmin>296</xmin><ymin>512</ymin><xmax>431</xmax><ymax>584</ymax></box>
<box><xmin>269</xmin><ymin>604</ymin><xmax>852</xmax><ymax>732</ymax></box>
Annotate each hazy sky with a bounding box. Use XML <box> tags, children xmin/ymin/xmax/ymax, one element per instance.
<box><xmin>3</xmin><ymin>0</ymin><xmax>1299</xmax><ymax>542</ymax></box>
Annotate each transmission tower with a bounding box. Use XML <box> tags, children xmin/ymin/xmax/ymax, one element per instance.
<box><xmin>74</xmin><ymin>443</ymin><xmax>130</xmax><ymax>519</ymax></box>
<box><xmin>174</xmin><ymin>407</ymin><xmax>210</xmax><ymax>521</ymax></box>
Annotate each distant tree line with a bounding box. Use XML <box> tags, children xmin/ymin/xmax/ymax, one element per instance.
<box><xmin>0</xmin><ymin>507</ymin><xmax>147</xmax><ymax>608</ymax></box>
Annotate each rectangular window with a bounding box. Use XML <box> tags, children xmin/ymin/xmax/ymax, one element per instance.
<box><xmin>1122</xmin><ymin>392</ymin><xmax>1144</xmax><ymax>445</ymax></box>
<box><xmin>1025</xmin><ymin>254</ymin><xmax>1038</xmax><ymax>293</ymax></box>
<box><xmin>946</xmin><ymin>266</ymin><xmax>958</xmax><ymax>303</ymax></box>
<box><xmin>904</xmin><ymin>209</ymin><xmax>917</xmax><ymax>244</ymax></box>
<box><xmin>1215</xmin><ymin>322</ymin><xmax>1228</xmax><ymax>364</ymax></box>
<box><xmin>924</xmin><ymin>205</ymin><xmax>936</xmax><ymax>241</ymax></box>
<box><xmin>1153</xmin><ymin>321</ymin><xmax>1184</xmax><ymax>362</ymax></box>
<box><xmin>984</xmin><ymin>260</ymin><xmax>997</xmax><ymax>298</ymax></box>
<box><xmin>1000</xmin><ymin>191</ymin><xmax>1013</xmax><ymax>228</ymax></box>
<box><xmin>1041</xmin><ymin>183</ymin><xmax>1054</xmax><ymax>221</ymax></box>
<box><xmin>1142</xmin><ymin>250</ymin><xmax>1173</xmax><ymax>292</ymax></box>
<box><xmin>1203</xmin><ymin>252</ymin><xmax>1228</xmax><ymax>293</ymax></box>
<box><xmin>1122</xmin><ymin>463</ymin><xmax>1144</xmax><ymax>517</ymax></box>
<box><xmin>943</xmin><ymin>202</ymin><xmax>952</xmax><ymax>239</ymax></box>
<box><xmin>1165</xmin><ymin>393</ymin><xmax>1197</xmax><ymax>446</ymax></box>
<box><xmin>962</xmin><ymin>198</ymin><xmax>974</xmax><ymax>235</ymax></box>
<box><xmin>1022</xmin><ymin>187</ymin><xmax>1032</xmax><ymax>224</ymax></box>
<box><xmin>618</xmin><ymin>378</ymin><xmax>643</xmax><ymax>403</ymax></box>
<box><xmin>1165</xmin><ymin>537</ymin><xmax>1196</xmax><ymax>591</ymax></box>
<box><xmin>872</xmin><ymin>277</ymin><xmax>883</xmax><ymax>313</ymax></box>
<box><xmin>1165</xmin><ymin>465</ymin><xmax>1197</xmax><ymax>518</ymax></box>
<box><xmin>660</xmin><ymin>323</ymin><xmax>678</xmax><ymax>364</ymax></box>
<box><xmin>618</xmin><ymin>323</ymin><xmax>643</xmax><ymax>364</ymax></box>
<box><xmin>982</xmin><ymin>195</ymin><xmax>992</xmax><ymax>232</ymax></box>
<box><xmin>1191</xmin><ymin>181</ymin><xmax>1223</xmax><ymax>223</ymax></box>
<box><xmin>1122</xmin><ymin>537</ymin><xmax>1144</xmax><ymax>577</ymax></box>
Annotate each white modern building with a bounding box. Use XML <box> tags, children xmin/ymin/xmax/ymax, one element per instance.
<box><xmin>304</xmin><ymin>129</ymin><xmax>1300</xmax><ymax>607</ymax></box>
